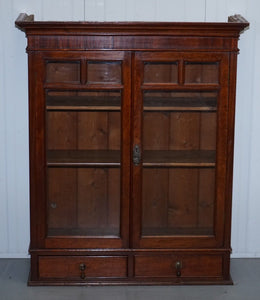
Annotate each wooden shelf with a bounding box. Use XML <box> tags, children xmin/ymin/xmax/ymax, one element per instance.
<box><xmin>142</xmin><ymin>226</ymin><xmax>213</xmax><ymax>236</ymax></box>
<box><xmin>47</xmin><ymin>149</ymin><xmax>215</xmax><ymax>167</ymax></box>
<box><xmin>143</xmin><ymin>150</ymin><xmax>215</xmax><ymax>167</ymax></box>
<box><xmin>48</xmin><ymin>227</ymin><xmax>120</xmax><ymax>237</ymax></box>
<box><xmin>46</xmin><ymin>95</ymin><xmax>121</xmax><ymax>111</ymax></box>
<box><xmin>49</xmin><ymin>226</ymin><xmax>213</xmax><ymax>237</ymax></box>
<box><xmin>143</xmin><ymin>97</ymin><xmax>217</xmax><ymax>111</ymax></box>
<box><xmin>46</xmin><ymin>95</ymin><xmax>216</xmax><ymax>112</ymax></box>
<box><xmin>47</xmin><ymin>150</ymin><xmax>121</xmax><ymax>167</ymax></box>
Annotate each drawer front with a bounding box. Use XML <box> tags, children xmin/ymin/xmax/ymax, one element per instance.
<box><xmin>135</xmin><ymin>254</ymin><xmax>223</xmax><ymax>278</ymax></box>
<box><xmin>39</xmin><ymin>256</ymin><xmax>127</xmax><ymax>279</ymax></box>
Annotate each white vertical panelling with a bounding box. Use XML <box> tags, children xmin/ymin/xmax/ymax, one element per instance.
<box><xmin>1</xmin><ymin>0</ymin><xmax>28</xmax><ymax>255</ymax></box>
<box><xmin>205</xmin><ymin>0</ymin><xmax>228</xmax><ymax>21</ymax></box>
<box><xmin>232</xmin><ymin>28</ymin><xmax>253</xmax><ymax>257</ymax></box>
<box><xmin>206</xmin><ymin>0</ymin><xmax>247</xmax><ymax>21</ymax></box>
<box><xmin>184</xmin><ymin>0</ymin><xmax>206</xmax><ymax>21</ymax></box>
<box><xmin>12</xmin><ymin>0</ymin><xmax>42</xmax><ymax>20</ymax></box>
<box><xmin>42</xmin><ymin>0</ymin><xmax>84</xmax><ymax>21</ymax></box>
<box><xmin>85</xmin><ymin>0</ymin><xmax>105</xmax><ymax>21</ymax></box>
<box><xmin>12</xmin><ymin>0</ymin><xmax>42</xmax><ymax>256</ymax></box>
<box><xmin>104</xmin><ymin>0</ymin><xmax>126</xmax><ymax>21</ymax></box>
<box><xmin>0</xmin><ymin>0</ymin><xmax>9</xmax><ymax>254</ymax></box>
<box><xmin>205</xmin><ymin>0</ymin><xmax>255</xmax><ymax>258</ymax></box>
<box><xmin>3</xmin><ymin>0</ymin><xmax>18</xmax><ymax>255</ymax></box>
<box><xmin>1</xmin><ymin>0</ymin><xmax>260</xmax><ymax>257</ymax></box>
<box><xmin>244</xmin><ymin>0</ymin><xmax>260</xmax><ymax>256</ymax></box>
<box><xmin>0</xmin><ymin>0</ymin><xmax>40</xmax><ymax>257</ymax></box>
<box><xmin>247</xmin><ymin>22</ymin><xmax>260</xmax><ymax>255</ymax></box>
<box><xmin>224</xmin><ymin>0</ymin><xmax>251</xmax><ymax>257</ymax></box>
<box><xmin>226</xmin><ymin>0</ymin><xmax>247</xmax><ymax>18</ymax></box>
<box><xmin>125</xmin><ymin>0</ymin><xmax>135</xmax><ymax>21</ymax></box>
<box><xmin>133</xmin><ymin>0</ymin><xmax>157</xmax><ymax>21</ymax></box>
<box><xmin>156</xmin><ymin>0</ymin><xmax>186</xmax><ymax>22</ymax></box>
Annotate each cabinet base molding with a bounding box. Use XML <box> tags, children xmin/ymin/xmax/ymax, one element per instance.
<box><xmin>28</xmin><ymin>277</ymin><xmax>233</xmax><ymax>286</ymax></box>
<box><xmin>28</xmin><ymin>249</ymin><xmax>232</xmax><ymax>286</ymax></box>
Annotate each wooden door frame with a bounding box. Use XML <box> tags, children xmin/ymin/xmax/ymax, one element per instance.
<box><xmin>29</xmin><ymin>50</ymin><xmax>132</xmax><ymax>250</ymax></box>
<box><xmin>131</xmin><ymin>51</ymin><xmax>230</xmax><ymax>249</ymax></box>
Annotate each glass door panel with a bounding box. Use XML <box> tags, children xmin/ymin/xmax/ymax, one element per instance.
<box><xmin>46</xmin><ymin>61</ymin><xmax>81</xmax><ymax>83</ymax></box>
<box><xmin>142</xmin><ymin>91</ymin><xmax>217</xmax><ymax>236</ymax></box>
<box><xmin>87</xmin><ymin>61</ymin><xmax>122</xmax><ymax>84</ymax></box>
<box><xmin>184</xmin><ymin>62</ymin><xmax>219</xmax><ymax>84</ymax></box>
<box><xmin>45</xmin><ymin>89</ymin><xmax>122</xmax><ymax>238</ymax></box>
<box><xmin>143</xmin><ymin>62</ymin><xmax>178</xmax><ymax>83</ymax></box>
<box><xmin>47</xmin><ymin>167</ymin><xmax>120</xmax><ymax>236</ymax></box>
<box><xmin>142</xmin><ymin>168</ymin><xmax>215</xmax><ymax>236</ymax></box>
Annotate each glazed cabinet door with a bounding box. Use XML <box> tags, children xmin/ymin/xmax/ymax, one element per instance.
<box><xmin>132</xmin><ymin>52</ymin><xmax>229</xmax><ymax>248</ymax></box>
<box><xmin>29</xmin><ymin>51</ymin><xmax>131</xmax><ymax>249</ymax></box>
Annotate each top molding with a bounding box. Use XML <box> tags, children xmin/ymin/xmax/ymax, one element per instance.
<box><xmin>15</xmin><ymin>13</ymin><xmax>249</xmax><ymax>37</ymax></box>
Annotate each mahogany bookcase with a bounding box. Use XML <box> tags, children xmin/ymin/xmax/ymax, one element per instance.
<box><xmin>16</xmin><ymin>13</ymin><xmax>248</xmax><ymax>285</ymax></box>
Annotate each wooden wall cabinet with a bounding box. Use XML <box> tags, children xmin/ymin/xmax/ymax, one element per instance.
<box><xmin>16</xmin><ymin>13</ymin><xmax>248</xmax><ymax>285</ymax></box>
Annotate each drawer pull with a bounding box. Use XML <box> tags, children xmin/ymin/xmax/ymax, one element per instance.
<box><xmin>175</xmin><ymin>261</ymin><xmax>182</xmax><ymax>277</ymax></box>
<box><xmin>79</xmin><ymin>263</ymin><xmax>86</xmax><ymax>280</ymax></box>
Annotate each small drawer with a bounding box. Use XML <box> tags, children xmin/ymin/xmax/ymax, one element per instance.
<box><xmin>135</xmin><ymin>254</ymin><xmax>223</xmax><ymax>278</ymax></box>
<box><xmin>39</xmin><ymin>256</ymin><xmax>128</xmax><ymax>280</ymax></box>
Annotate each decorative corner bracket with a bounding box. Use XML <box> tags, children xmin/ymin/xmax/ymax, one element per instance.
<box><xmin>15</xmin><ymin>13</ymin><xmax>34</xmax><ymax>24</ymax></box>
<box><xmin>228</xmin><ymin>14</ymin><xmax>249</xmax><ymax>24</ymax></box>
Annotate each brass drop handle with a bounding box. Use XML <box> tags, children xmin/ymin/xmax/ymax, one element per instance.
<box><xmin>133</xmin><ymin>145</ymin><xmax>141</xmax><ymax>166</ymax></box>
<box><xmin>79</xmin><ymin>263</ymin><xmax>86</xmax><ymax>280</ymax></box>
<box><xmin>175</xmin><ymin>261</ymin><xmax>182</xmax><ymax>277</ymax></box>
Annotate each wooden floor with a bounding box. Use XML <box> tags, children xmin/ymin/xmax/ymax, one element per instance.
<box><xmin>0</xmin><ymin>258</ymin><xmax>259</xmax><ymax>300</ymax></box>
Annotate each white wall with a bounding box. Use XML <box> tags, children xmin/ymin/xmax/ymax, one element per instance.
<box><xmin>0</xmin><ymin>0</ymin><xmax>259</xmax><ymax>258</ymax></box>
